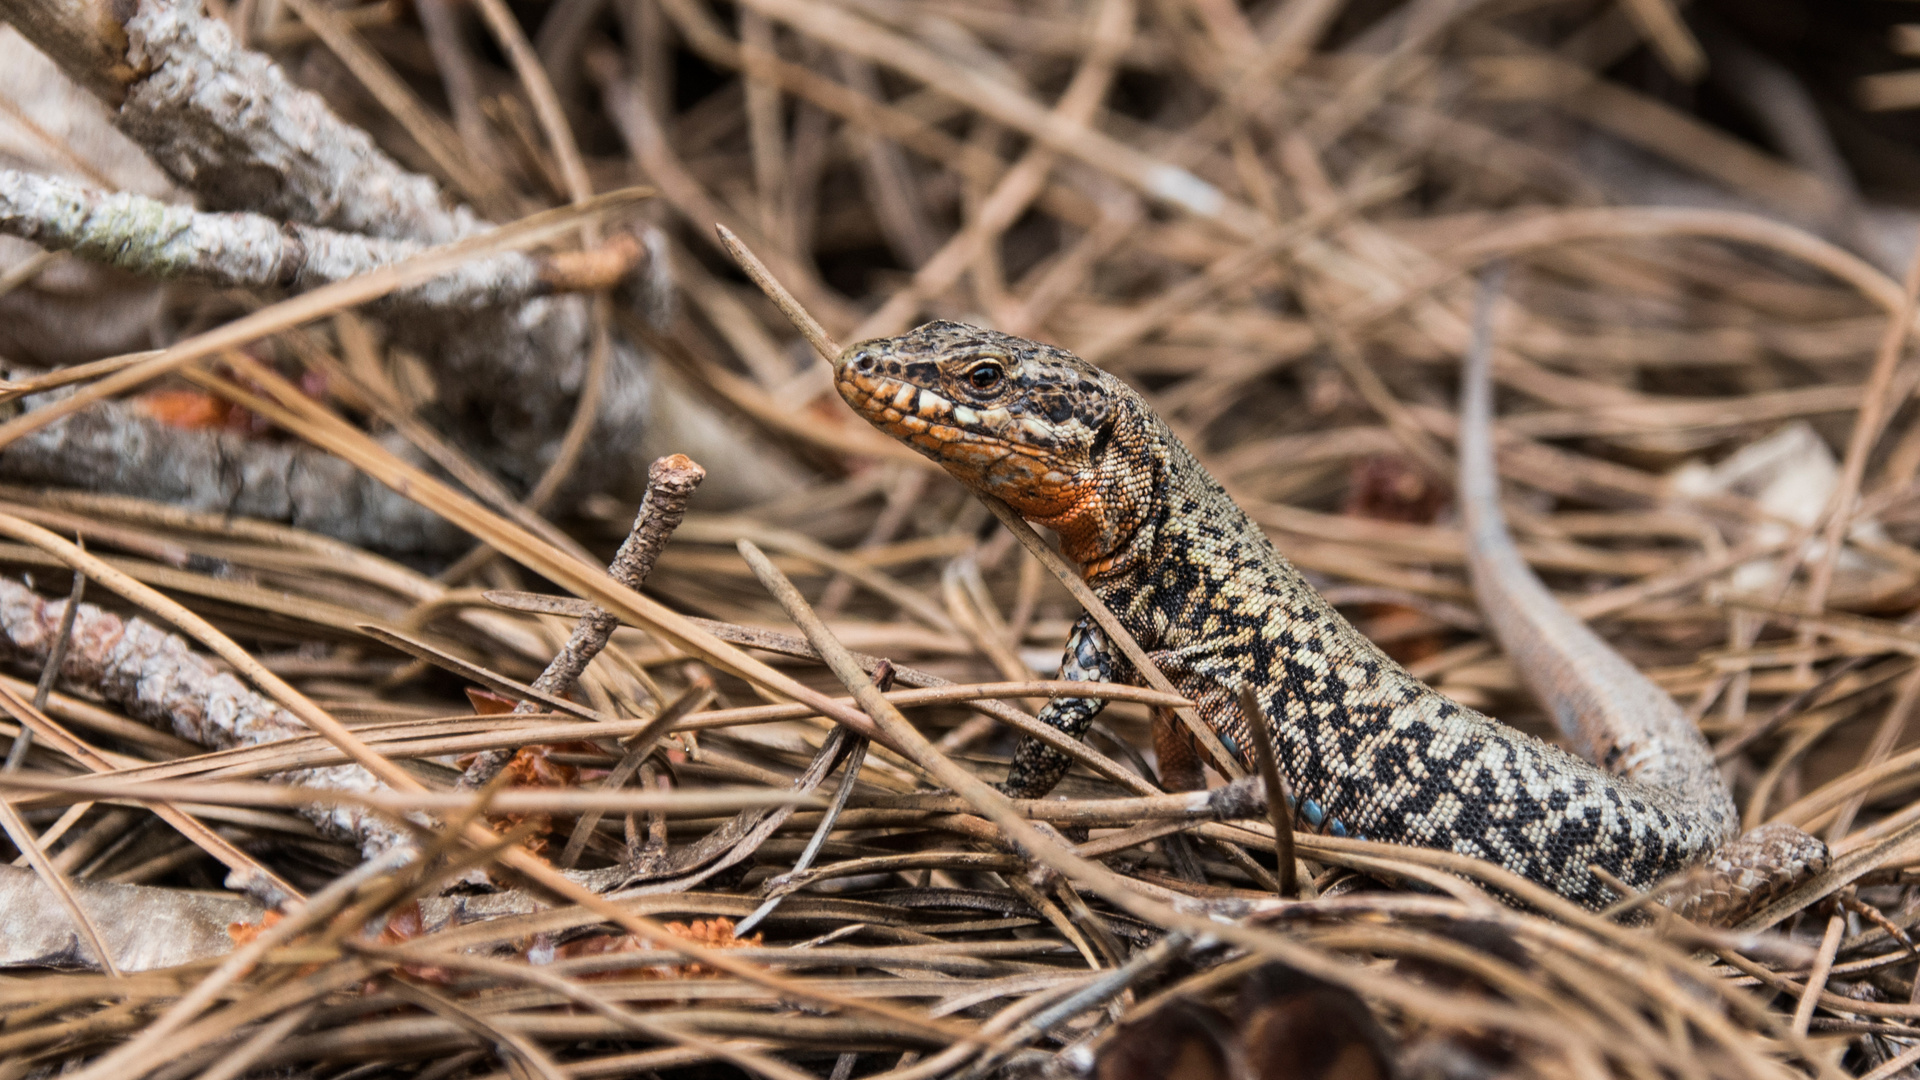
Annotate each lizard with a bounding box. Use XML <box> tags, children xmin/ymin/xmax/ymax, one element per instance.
<box><xmin>827</xmin><ymin>290</ymin><xmax>1828</xmax><ymax>923</ymax></box>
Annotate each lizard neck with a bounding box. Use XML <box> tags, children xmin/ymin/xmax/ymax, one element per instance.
<box><xmin>1026</xmin><ymin>405</ymin><xmax>1166</xmax><ymax>580</ymax></box>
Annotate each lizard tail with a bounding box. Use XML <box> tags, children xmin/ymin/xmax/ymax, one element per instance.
<box><xmin>1457</xmin><ymin>268</ymin><xmax>1737</xmax><ymax>842</ymax></box>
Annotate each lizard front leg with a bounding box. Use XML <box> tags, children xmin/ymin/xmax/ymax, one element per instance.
<box><xmin>1000</xmin><ymin>614</ymin><xmax>1130</xmax><ymax>798</ymax></box>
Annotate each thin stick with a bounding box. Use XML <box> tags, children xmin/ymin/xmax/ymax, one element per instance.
<box><xmin>521</xmin><ymin>297</ymin><xmax>616</xmax><ymax>513</ymax></box>
<box><xmin>0</xmin><ymin>771</ymin><xmax>816</xmax><ymax>817</ymax></box>
<box><xmin>1860</xmin><ymin>1041</ymin><xmax>1920</xmax><ymax>1080</ymax></box>
<box><xmin>0</xmin><ymin>681</ymin><xmax>303</xmax><ymax>902</ymax></box>
<box><xmin>1240</xmin><ymin>686</ymin><xmax>1297</xmax><ymax>897</ymax></box>
<box><xmin>716</xmin><ymin>223</ymin><xmax>840</xmax><ymax>360</ymax></box>
<box><xmin>469</xmin><ymin>0</ymin><xmax>593</xmax><ymax>206</ymax></box>
<box><xmin>3</xmin><ymin>542</ymin><xmax>83</xmax><ymax>773</ymax></box>
<box><xmin>34</xmin><ymin>541</ymin><xmax>86</xmax><ymax>719</ymax></box>
<box><xmin>190</xmin><ymin>1003</ymin><xmax>319</xmax><ymax>1080</ymax></box>
<box><xmin>982</xmin><ymin>496</ymin><xmax>1245</xmax><ymax>781</ymax></box>
<box><xmin>1791</xmin><ymin>913</ymin><xmax>1846</xmax><ymax>1036</ymax></box>
<box><xmin>355</xmin><ymin>943</ymin><xmax>822</xmax><ymax>1080</ymax></box>
<box><xmin>1617</xmin><ymin>0</ymin><xmax>1707</xmax><ymax>82</ymax></box>
<box><xmin>0</xmin><ymin>188</ymin><xmax>653</xmax><ymax>454</ymax></box>
<box><xmin>734</xmin><ymin>732</ymin><xmax>869</xmax><ymax>935</ymax></box>
<box><xmin>460</xmin><ymin>453</ymin><xmax>706</xmax><ymax>788</ymax></box>
<box><xmin>280</xmin><ymin>0</ymin><xmax>508</xmax><ymax>214</ymax></box>
<box><xmin>67</xmin><ymin>849</ymin><xmax>413</xmax><ymax>1080</ymax></box>
<box><xmin>555</xmin><ymin>680</ymin><xmax>714</xmax><ymax>870</ymax></box>
<box><xmin>0</xmin><ymin>249</ymin><xmax>56</xmax><ymax>302</ymax></box>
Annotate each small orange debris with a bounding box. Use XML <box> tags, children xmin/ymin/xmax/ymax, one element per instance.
<box><xmin>449</xmin><ymin>739</ymin><xmax>606</xmax><ymax>855</ymax></box>
<box><xmin>550</xmin><ymin>917</ymin><xmax>762</xmax><ymax>981</ymax></box>
<box><xmin>140</xmin><ymin>389</ymin><xmax>236</xmax><ymax>430</ymax></box>
<box><xmin>456</xmin><ymin>686</ymin><xmax>619</xmax><ymax>854</ymax></box>
<box><xmin>371</xmin><ymin>900</ymin><xmax>456</xmax><ymax>984</ymax></box>
<box><xmin>227</xmin><ymin>909</ymin><xmax>285</xmax><ymax>946</ymax></box>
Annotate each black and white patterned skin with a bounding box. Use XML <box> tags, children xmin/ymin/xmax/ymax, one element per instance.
<box><xmin>1001</xmin><ymin>614</ymin><xmax>1131</xmax><ymax>796</ymax></box>
<box><xmin>834</xmin><ymin>319</ymin><xmax>1819</xmax><ymax>912</ymax></box>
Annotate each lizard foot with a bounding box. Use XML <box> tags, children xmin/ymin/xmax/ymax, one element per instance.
<box><xmin>1666</xmin><ymin>823</ymin><xmax>1830</xmax><ymax>927</ymax></box>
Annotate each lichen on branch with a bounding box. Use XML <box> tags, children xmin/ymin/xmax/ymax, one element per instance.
<box><xmin>0</xmin><ymin>168</ymin><xmax>643</xmax><ymax>311</ymax></box>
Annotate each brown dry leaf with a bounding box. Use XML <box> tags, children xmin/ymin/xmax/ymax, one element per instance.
<box><xmin>476</xmin><ymin>741</ymin><xmax>601</xmax><ymax>854</ymax></box>
<box><xmin>463</xmin><ymin>686</ymin><xmax>518</xmax><ymax>715</ymax></box>
<box><xmin>371</xmin><ymin>900</ymin><xmax>458</xmax><ymax>984</ymax></box>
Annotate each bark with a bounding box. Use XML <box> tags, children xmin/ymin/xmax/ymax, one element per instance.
<box><xmin>0</xmin><ymin>376</ymin><xmax>461</xmax><ymax>553</ymax></box>
<box><xmin>3</xmin><ymin>0</ymin><xmax>471</xmax><ymax>239</ymax></box>
<box><xmin>0</xmin><ymin>168</ymin><xmax>651</xmax><ymax>314</ymax></box>
<box><xmin>0</xmin><ymin>864</ymin><xmax>264</xmax><ymax>971</ymax></box>
<box><xmin>0</xmin><ymin>575</ymin><xmax>414</xmax><ymax>857</ymax></box>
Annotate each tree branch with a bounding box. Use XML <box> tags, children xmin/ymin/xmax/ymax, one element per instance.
<box><xmin>0</xmin><ymin>168</ymin><xmax>644</xmax><ymax>312</ymax></box>
<box><xmin>0</xmin><ymin>574</ymin><xmax>413</xmax><ymax>857</ymax></box>
<box><xmin>0</xmin><ymin>378</ymin><xmax>462</xmax><ymax>553</ymax></box>
<box><xmin>4</xmin><ymin>0</ymin><xmax>475</xmax><ymax>241</ymax></box>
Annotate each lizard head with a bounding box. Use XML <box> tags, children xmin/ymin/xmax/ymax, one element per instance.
<box><xmin>834</xmin><ymin>320</ymin><xmax>1151</xmax><ymax>569</ymax></box>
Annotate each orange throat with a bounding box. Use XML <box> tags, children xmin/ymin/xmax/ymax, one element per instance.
<box><xmin>840</xmin><ymin>372</ymin><xmax>1124</xmax><ymax>574</ymax></box>
<box><xmin>1033</xmin><ymin>492</ymin><xmax>1125</xmax><ymax>576</ymax></box>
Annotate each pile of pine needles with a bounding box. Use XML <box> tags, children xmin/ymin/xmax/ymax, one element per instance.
<box><xmin>10</xmin><ymin>0</ymin><xmax>1920</xmax><ymax>1078</ymax></box>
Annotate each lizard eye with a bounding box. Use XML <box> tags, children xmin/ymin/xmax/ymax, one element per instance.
<box><xmin>966</xmin><ymin>362</ymin><xmax>1004</xmax><ymax>392</ymax></box>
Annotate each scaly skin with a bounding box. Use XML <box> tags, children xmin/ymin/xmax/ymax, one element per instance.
<box><xmin>1454</xmin><ymin>286</ymin><xmax>1825</xmax><ymax>923</ymax></box>
<box><xmin>833</xmin><ymin>320</ymin><xmax>1824</xmax><ymax>916</ymax></box>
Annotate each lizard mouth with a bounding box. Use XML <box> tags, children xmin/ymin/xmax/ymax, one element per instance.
<box><xmin>834</xmin><ymin>367</ymin><xmax>1084</xmax><ymax>518</ymax></box>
